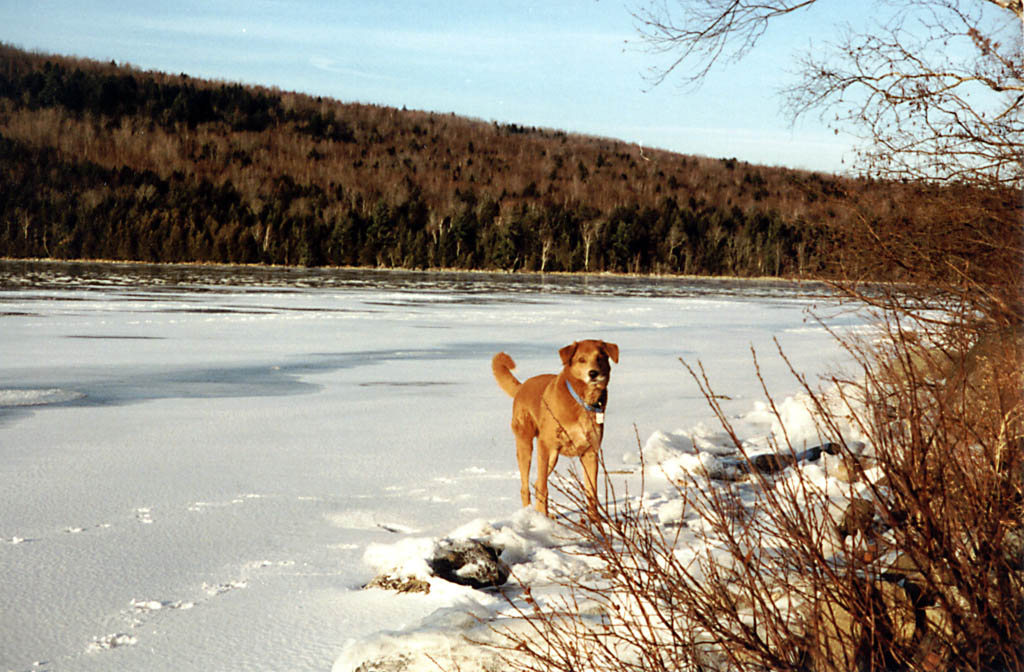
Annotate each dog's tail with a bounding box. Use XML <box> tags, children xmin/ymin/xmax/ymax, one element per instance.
<box><xmin>491</xmin><ymin>352</ymin><xmax>521</xmax><ymax>398</ymax></box>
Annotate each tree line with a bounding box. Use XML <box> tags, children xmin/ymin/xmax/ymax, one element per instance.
<box><xmin>0</xmin><ymin>44</ymin><xmax>1016</xmax><ymax>279</ymax></box>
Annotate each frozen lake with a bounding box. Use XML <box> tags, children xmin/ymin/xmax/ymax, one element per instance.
<box><xmin>0</xmin><ymin>261</ymin><xmax>863</xmax><ymax>671</ymax></box>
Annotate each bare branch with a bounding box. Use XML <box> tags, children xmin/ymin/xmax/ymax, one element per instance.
<box><xmin>632</xmin><ymin>0</ymin><xmax>1024</xmax><ymax>187</ymax></box>
<box><xmin>631</xmin><ymin>0</ymin><xmax>820</xmax><ymax>87</ymax></box>
<box><xmin>783</xmin><ymin>0</ymin><xmax>1024</xmax><ymax>186</ymax></box>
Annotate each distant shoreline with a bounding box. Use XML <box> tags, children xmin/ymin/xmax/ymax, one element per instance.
<box><xmin>0</xmin><ymin>256</ymin><xmax>840</xmax><ymax>287</ymax></box>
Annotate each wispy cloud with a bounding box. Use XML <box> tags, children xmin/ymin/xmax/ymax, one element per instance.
<box><xmin>307</xmin><ymin>56</ymin><xmax>400</xmax><ymax>82</ymax></box>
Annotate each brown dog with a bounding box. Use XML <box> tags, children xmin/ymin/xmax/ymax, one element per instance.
<box><xmin>492</xmin><ymin>340</ymin><xmax>619</xmax><ymax>518</ymax></box>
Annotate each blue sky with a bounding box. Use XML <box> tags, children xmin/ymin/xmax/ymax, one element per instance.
<box><xmin>1</xmin><ymin>1</ymin><xmax>859</xmax><ymax>173</ymax></box>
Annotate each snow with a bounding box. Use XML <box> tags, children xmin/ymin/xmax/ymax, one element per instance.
<box><xmin>0</xmin><ymin>261</ymin><xmax>871</xmax><ymax>672</ymax></box>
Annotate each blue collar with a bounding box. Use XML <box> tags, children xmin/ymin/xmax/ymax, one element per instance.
<box><xmin>565</xmin><ymin>379</ymin><xmax>605</xmax><ymax>413</ymax></box>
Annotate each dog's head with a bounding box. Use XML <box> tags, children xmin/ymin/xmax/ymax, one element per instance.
<box><xmin>559</xmin><ymin>340</ymin><xmax>619</xmax><ymax>391</ymax></box>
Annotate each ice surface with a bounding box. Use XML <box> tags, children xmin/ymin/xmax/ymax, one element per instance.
<box><xmin>0</xmin><ymin>261</ymin><xmax>869</xmax><ymax>671</ymax></box>
<box><xmin>0</xmin><ymin>388</ymin><xmax>85</xmax><ymax>406</ymax></box>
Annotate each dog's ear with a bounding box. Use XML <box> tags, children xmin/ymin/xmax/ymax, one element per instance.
<box><xmin>559</xmin><ymin>342</ymin><xmax>578</xmax><ymax>366</ymax></box>
<box><xmin>602</xmin><ymin>341</ymin><xmax>620</xmax><ymax>364</ymax></box>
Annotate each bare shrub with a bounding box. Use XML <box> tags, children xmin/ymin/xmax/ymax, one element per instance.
<box><xmin>488</xmin><ymin>285</ymin><xmax>1023</xmax><ymax>670</ymax></box>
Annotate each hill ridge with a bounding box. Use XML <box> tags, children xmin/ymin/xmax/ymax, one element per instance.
<box><xmin>0</xmin><ymin>43</ymin><xmax>1014</xmax><ymax>278</ymax></box>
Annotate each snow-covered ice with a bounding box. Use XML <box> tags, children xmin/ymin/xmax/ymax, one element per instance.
<box><xmin>0</xmin><ymin>261</ymin><xmax>869</xmax><ymax>671</ymax></box>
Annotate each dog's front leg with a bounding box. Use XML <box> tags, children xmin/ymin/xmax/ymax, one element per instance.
<box><xmin>534</xmin><ymin>441</ymin><xmax>559</xmax><ymax>517</ymax></box>
<box><xmin>580</xmin><ymin>449</ymin><xmax>600</xmax><ymax>520</ymax></box>
<box><xmin>515</xmin><ymin>435</ymin><xmax>533</xmax><ymax>508</ymax></box>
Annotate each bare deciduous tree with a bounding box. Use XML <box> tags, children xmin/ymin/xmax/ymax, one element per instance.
<box><xmin>632</xmin><ymin>0</ymin><xmax>1024</xmax><ymax>187</ymax></box>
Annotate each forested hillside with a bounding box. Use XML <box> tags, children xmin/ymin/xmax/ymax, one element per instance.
<box><xmin>0</xmin><ymin>44</ymin><xmax>1016</xmax><ymax>278</ymax></box>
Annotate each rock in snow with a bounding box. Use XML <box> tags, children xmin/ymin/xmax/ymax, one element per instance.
<box><xmin>427</xmin><ymin>538</ymin><xmax>510</xmax><ymax>590</ymax></box>
<box><xmin>366</xmin><ymin>538</ymin><xmax>510</xmax><ymax>594</ymax></box>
